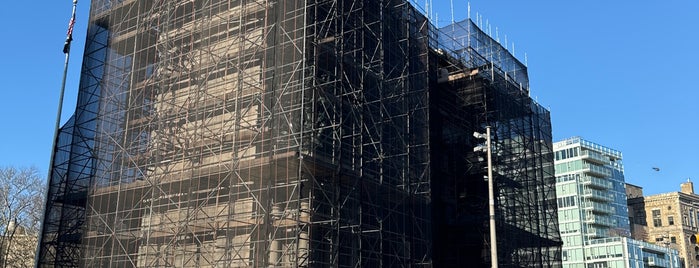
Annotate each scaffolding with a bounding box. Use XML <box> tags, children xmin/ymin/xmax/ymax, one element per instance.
<box><xmin>39</xmin><ymin>0</ymin><xmax>431</xmax><ymax>267</ymax></box>
<box><xmin>430</xmin><ymin>20</ymin><xmax>562</xmax><ymax>267</ymax></box>
<box><xmin>38</xmin><ymin>1</ymin><xmax>561</xmax><ymax>267</ymax></box>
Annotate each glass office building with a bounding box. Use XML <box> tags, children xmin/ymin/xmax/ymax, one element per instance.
<box><xmin>554</xmin><ymin>137</ymin><xmax>680</xmax><ymax>268</ymax></box>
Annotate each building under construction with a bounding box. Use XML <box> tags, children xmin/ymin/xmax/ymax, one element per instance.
<box><xmin>38</xmin><ymin>0</ymin><xmax>561</xmax><ymax>267</ymax></box>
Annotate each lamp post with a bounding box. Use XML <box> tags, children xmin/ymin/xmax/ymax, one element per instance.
<box><xmin>474</xmin><ymin>126</ymin><xmax>497</xmax><ymax>268</ymax></box>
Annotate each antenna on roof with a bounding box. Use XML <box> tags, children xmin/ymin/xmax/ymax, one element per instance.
<box><xmin>450</xmin><ymin>0</ymin><xmax>455</xmax><ymax>24</ymax></box>
<box><xmin>524</xmin><ymin>53</ymin><xmax>528</xmax><ymax>66</ymax></box>
<box><xmin>468</xmin><ymin>1</ymin><xmax>471</xmax><ymax>20</ymax></box>
<box><xmin>495</xmin><ymin>27</ymin><xmax>499</xmax><ymax>43</ymax></box>
<box><xmin>486</xmin><ymin>19</ymin><xmax>489</xmax><ymax>35</ymax></box>
<box><xmin>425</xmin><ymin>0</ymin><xmax>429</xmax><ymax>20</ymax></box>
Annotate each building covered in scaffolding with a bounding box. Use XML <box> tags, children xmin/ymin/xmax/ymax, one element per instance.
<box><xmin>431</xmin><ymin>20</ymin><xmax>561</xmax><ymax>267</ymax></box>
<box><xmin>38</xmin><ymin>0</ymin><xmax>561</xmax><ymax>267</ymax></box>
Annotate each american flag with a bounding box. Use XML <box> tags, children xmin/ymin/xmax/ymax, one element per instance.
<box><xmin>63</xmin><ymin>15</ymin><xmax>75</xmax><ymax>53</ymax></box>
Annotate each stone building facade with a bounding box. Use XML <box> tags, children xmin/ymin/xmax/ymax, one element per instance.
<box><xmin>0</xmin><ymin>225</ymin><xmax>38</xmax><ymax>268</ymax></box>
<box><xmin>627</xmin><ymin>181</ymin><xmax>699</xmax><ymax>268</ymax></box>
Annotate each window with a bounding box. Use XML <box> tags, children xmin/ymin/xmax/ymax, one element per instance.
<box><xmin>653</xmin><ymin>218</ymin><xmax>662</xmax><ymax>227</ymax></box>
<box><xmin>555</xmin><ymin>147</ymin><xmax>580</xmax><ymax>161</ymax></box>
<box><xmin>588</xmin><ymin>261</ymin><xmax>608</xmax><ymax>268</ymax></box>
<box><xmin>557</xmin><ymin>196</ymin><xmax>577</xmax><ymax>208</ymax></box>
<box><xmin>691</xmin><ymin>209</ymin><xmax>696</xmax><ymax>227</ymax></box>
<box><xmin>668</xmin><ymin>216</ymin><xmax>674</xmax><ymax>225</ymax></box>
<box><xmin>652</xmin><ymin>209</ymin><xmax>662</xmax><ymax>227</ymax></box>
<box><xmin>671</xmin><ymin>236</ymin><xmax>676</xmax><ymax>243</ymax></box>
<box><xmin>635</xmin><ymin>210</ymin><xmax>646</xmax><ymax>225</ymax></box>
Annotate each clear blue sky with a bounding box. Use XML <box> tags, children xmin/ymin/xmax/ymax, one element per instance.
<box><xmin>0</xmin><ymin>1</ymin><xmax>696</xmax><ymax>196</ymax></box>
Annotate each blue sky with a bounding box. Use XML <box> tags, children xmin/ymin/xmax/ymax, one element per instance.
<box><xmin>0</xmin><ymin>1</ymin><xmax>696</xmax><ymax>196</ymax></box>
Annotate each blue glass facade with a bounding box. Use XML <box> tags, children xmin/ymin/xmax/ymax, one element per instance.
<box><xmin>554</xmin><ymin>137</ymin><xmax>680</xmax><ymax>267</ymax></box>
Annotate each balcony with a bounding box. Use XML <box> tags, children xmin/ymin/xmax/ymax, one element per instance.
<box><xmin>585</xmin><ymin>226</ymin><xmax>607</xmax><ymax>238</ymax></box>
<box><xmin>581</xmin><ymin>150</ymin><xmax>609</xmax><ymax>165</ymax></box>
<box><xmin>583</xmin><ymin>163</ymin><xmax>612</xmax><ymax>178</ymax></box>
<box><xmin>585</xmin><ymin>214</ymin><xmax>614</xmax><ymax>227</ymax></box>
<box><xmin>646</xmin><ymin>256</ymin><xmax>669</xmax><ymax>268</ymax></box>
<box><xmin>580</xmin><ymin>175</ymin><xmax>612</xmax><ymax>190</ymax></box>
<box><xmin>581</xmin><ymin>201</ymin><xmax>614</xmax><ymax>215</ymax></box>
<box><xmin>581</xmin><ymin>188</ymin><xmax>614</xmax><ymax>202</ymax></box>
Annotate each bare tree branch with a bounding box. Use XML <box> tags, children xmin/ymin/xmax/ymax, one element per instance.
<box><xmin>0</xmin><ymin>166</ymin><xmax>43</xmax><ymax>267</ymax></box>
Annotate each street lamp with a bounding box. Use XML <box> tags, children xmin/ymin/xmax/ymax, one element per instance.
<box><xmin>474</xmin><ymin>126</ymin><xmax>497</xmax><ymax>268</ymax></box>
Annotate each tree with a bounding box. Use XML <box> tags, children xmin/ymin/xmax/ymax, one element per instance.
<box><xmin>0</xmin><ymin>166</ymin><xmax>44</xmax><ymax>267</ymax></box>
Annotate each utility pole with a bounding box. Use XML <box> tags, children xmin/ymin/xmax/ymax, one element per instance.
<box><xmin>474</xmin><ymin>126</ymin><xmax>498</xmax><ymax>268</ymax></box>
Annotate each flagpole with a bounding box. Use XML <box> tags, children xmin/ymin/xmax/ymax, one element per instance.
<box><xmin>35</xmin><ymin>0</ymin><xmax>78</xmax><ymax>267</ymax></box>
